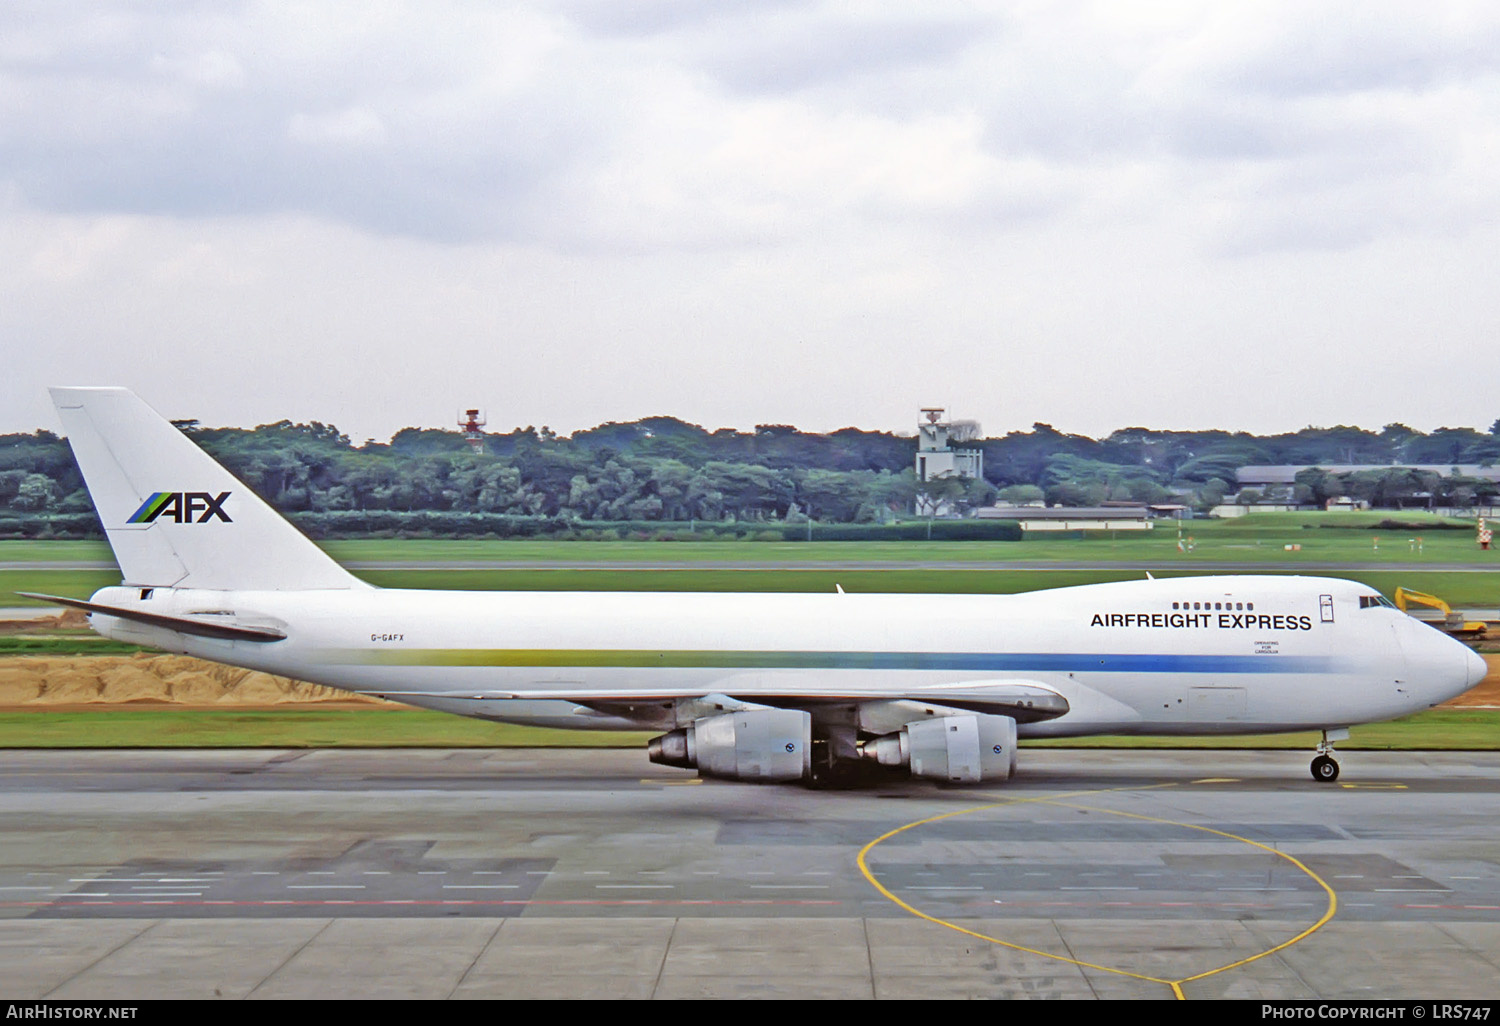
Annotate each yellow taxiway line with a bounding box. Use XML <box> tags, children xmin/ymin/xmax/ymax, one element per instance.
<box><xmin>856</xmin><ymin>779</ymin><xmax>1339</xmax><ymax>1000</ymax></box>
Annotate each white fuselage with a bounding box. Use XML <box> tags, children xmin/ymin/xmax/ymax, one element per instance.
<box><xmin>84</xmin><ymin>574</ymin><xmax>1485</xmax><ymax>737</ymax></box>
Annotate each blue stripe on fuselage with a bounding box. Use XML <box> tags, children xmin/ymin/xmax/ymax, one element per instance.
<box><xmin>808</xmin><ymin>652</ymin><xmax>1337</xmax><ymax>674</ymax></box>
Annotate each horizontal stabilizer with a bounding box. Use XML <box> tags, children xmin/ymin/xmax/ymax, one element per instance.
<box><xmin>17</xmin><ymin>593</ymin><xmax>287</xmax><ymax>643</ymax></box>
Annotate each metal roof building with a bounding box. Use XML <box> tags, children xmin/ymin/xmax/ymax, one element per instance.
<box><xmin>976</xmin><ymin>505</ymin><xmax>1151</xmax><ymax>531</ymax></box>
<box><xmin>1237</xmin><ymin>465</ymin><xmax>1500</xmax><ymax>486</ymax></box>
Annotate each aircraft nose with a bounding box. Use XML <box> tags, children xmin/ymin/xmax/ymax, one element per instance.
<box><xmin>1467</xmin><ymin>647</ymin><xmax>1489</xmax><ymax>691</ymax></box>
<box><xmin>1402</xmin><ymin>619</ymin><xmax>1488</xmax><ymax>705</ymax></box>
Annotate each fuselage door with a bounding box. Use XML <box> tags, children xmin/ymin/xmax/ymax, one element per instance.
<box><xmin>1319</xmin><ymin>594</ymin><xmax>1335</xmax><ymax>623</ymax></box>
<box><xmin>1188</xmin><ymin>686</ymin><xmax>1247</xmax><ymax>723</ymax></box>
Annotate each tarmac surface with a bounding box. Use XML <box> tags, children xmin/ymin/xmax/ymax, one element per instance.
<box><xmin>2</xmin><ymin>748</ymin><xmax>1500</xmax><ymax>999</ymax></box>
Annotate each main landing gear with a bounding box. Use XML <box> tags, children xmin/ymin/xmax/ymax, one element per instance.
<box><xmin>1310</xmin><ymin>728</ymin><xmax>1349</xmax><ymax>783</ymax></box>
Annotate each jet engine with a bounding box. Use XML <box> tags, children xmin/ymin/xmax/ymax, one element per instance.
<box><xmin>648</xmin><ymin>708</ymin><xmax>812</xmax><ymax>782</ymax></box>
<box><xmin>861</xmin><ymin>713</ymin><xmax>1017</xmax><ymax>783</ymax></box>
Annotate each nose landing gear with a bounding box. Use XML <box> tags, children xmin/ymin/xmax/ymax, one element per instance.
<box><xmin>1310</xmin><ymin>728</ymin><xmax>1349</xmax><ymax>783</ymax></box>
<box><xmin>1311</xmin><ymin>754</ymin><xmax>1339</xmax><ymax>782</ymax></box>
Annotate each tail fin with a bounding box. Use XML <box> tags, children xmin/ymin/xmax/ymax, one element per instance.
<box><xmin>50</xmin><ymin>387</ymin><xmax>363</xmax><ymax>591</ymax></box>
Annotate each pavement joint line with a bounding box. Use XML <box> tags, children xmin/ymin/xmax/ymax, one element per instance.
<box><xmin>987</xmin><ymin>900</ymin><xmax>1280</xmax><ymax>908</ymax></box>
<box><xmin>0</xmin><ymin>896</ymin><xmax>854</xmax><ymax>908</ymax></box>
<box><xmin>861</xmin><ymin>917</ymin><xmax>877</xmax><ymax>999</ymax></box>
<box><xmin>245</xmin><ymin>916</ymin><xmax>334</xmax><ymax>1000</ymax></box>
<box><xmin>1433</xmin><ymin>922</ymin><xmax>1500</xmax><ymax>978</ymax></box>
<box><xmin>449</xmin><ymin>917</ymin><xmax>507</xmax><ymax>1000</ymax></box>
<box><xmin>42</xmin><ymin>915</ymin><xmax>160</xmax><ymax>1000</ymax></box>
<box><xmin>650</xmin><ymin>918</ymin><xmax>679</xmax><ymax>1000</ymax></box>
<box><xmin>856</xmin><ymin>778</ymin><xmax>1341</xmax><ymax>1001</ymax></box>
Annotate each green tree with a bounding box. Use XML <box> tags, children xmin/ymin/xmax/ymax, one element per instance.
<box><xmin>12</xmin><ymin>473</ymin><xmax>56</xmax><ymax>511</ymax></box>
<box><xmin>998</xmin><ymin>484</ymin><xmax>1045</xmax><ymax>504</ymax></box>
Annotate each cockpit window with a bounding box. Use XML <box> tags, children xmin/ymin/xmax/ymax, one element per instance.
<box><xmin>1358</xmin><ymin>594</ymin><xmax>1397</xmax><ymax>610</ymax></box>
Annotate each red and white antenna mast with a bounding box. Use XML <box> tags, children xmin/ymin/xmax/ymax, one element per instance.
<box><xmin>458</xmin><ymin>408</ymin><xmax>487</xmax><ymax>454</ymax></box>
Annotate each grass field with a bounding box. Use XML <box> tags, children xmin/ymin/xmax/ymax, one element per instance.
<box><xmin>0</xmin><ymin>540</ymin><xmax>114</xmax><ymax>562</ymax></box>
<box><xmin>318</xmin><ymin>517</ymin><xmax>1499</xmax><ymax>567</ymax></box>
<box><xmin>3</xmin><ymin>511</ymin><xmax>1500</xmax><ymax>568</ymax></box>
<box><xmin>2</xmin><ymin>569</ymin><xmax>126</xmax><ymax>605</ymax></box>
<box><xmin>0</xmin><ymin>707</ymin><xmax>1491</xmax><ymax>751</ymax></box>
<box><xmin>0</xmin><ymin>636</ymin><xmax>146</xmax><ymax>655</ymax></box>
<box><xmin>6</xmin><ymin>511</ymin><xmax>1500</xmax><ymax>606</ymax></box>
<box><xmin>0</xmin><ymin>708</ymin><xmax>653</xmax><ymax>748</ymax></box>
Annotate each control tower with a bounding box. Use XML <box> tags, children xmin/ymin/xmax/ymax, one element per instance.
<box><xmin>915</xmin><ymin>408</ymin><xmax>983</xmax><ymax>515</ymax></box>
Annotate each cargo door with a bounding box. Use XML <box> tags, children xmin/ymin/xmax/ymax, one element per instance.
<box><xmin>1188</xmin><ymin>686</ymin><xmax>1248</xmax><ymax>723</ymax></box>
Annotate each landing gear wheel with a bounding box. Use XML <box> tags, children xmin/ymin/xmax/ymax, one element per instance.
<box><xmin>1311</xmin><ymin>728</ymin><xmax>1348</xmax><ymax>784</ymax></box>
<box><xmin>1310</xmin><ymin>755</ymin><xmax>1340</xmax><ymax>783</ymax></box>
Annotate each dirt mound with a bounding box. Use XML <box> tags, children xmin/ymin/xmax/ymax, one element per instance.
<box><xmin>0</xmin><ymin>664</ymin><xmax>43</xmax><ymax>704</ymax></box>
<box><xmin>98</xmin><ymin>662</ymin><xmax>172</xmax><ymax>703</ymax></box>
<box><xmin>0</xmin><ymin>654</ymin><xmax>393</xmax><ymax>708</ymax></box>
<box><xmin>0</xmin><ymin>610</ymin><xmax>90</xmax><ymax>634</ymax></box>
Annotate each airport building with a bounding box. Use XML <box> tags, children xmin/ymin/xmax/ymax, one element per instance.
<box><xmin>1237</xmin><ymin>464</ymin><xmax>1500</xmax><ymax>489</ymax></box>
<box><xmin>1232</xmin><ymin>464</ymin><xmax>1500</xmax><ymax>517</ymax></box>
<box><xmin>976</xmin><ymin>505</ymin><xmax>1153</xmax><ymax>531</ymax></box>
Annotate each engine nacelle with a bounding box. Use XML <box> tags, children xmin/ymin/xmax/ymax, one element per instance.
<box><xmin>648</xmin><ymin>708</ymin><xmax>812</xmax><ymax>782</ymax></box>
<box><xmin>863</xmin><ymin>713</ymin><xmax>1017</xmax><ymax>783</ymax></box>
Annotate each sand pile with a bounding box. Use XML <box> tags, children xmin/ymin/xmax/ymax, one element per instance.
<box><xmin>0</xmin><ymin>609</ymin><xmax>90</xmax><ymax>634</ymax></box>
<box><xmin>0</xmin><ymin>652</ymin><xmax>392</xmax><ymax>708</ymax></box>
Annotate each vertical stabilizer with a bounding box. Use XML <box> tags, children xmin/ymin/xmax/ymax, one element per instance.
<box><xmin>50</xmin><ymin>387</ymin><xmax>363</xmax><ymax>591</ymax></box>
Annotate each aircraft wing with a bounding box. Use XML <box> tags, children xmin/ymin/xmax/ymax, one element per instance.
<box><xmin>362</xmin><ymin>679</ymin><xmax>1070</xmax><ymax>723</ymax></box>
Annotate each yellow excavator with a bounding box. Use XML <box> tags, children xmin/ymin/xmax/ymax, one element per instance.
<box><xmin>1393</xmin><ymin>588</ymin><xmax>1488</xmax><ymax>639</ymax></box>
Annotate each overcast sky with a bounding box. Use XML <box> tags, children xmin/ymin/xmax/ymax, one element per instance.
<box><xmin>3</xmin><ymin>1</ymin><xmax>1498</xmax><ymax>444</ymax></box>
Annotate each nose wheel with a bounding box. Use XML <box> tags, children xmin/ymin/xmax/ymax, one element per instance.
<box><xmin>1310</xmin><ymin>728</ymin><xmax>1347</xmax><ymax>783</ymax></box>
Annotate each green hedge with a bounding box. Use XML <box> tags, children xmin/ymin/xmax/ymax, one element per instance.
<box><xmin>285</xmin><ymin>512</ymin><xmax>785</xmax><ymax>540</ymax></box>
<box><xmin>0</xmin><ymin>510</ymin><xmax>1022</xmax><ymax>542</ymax></box>
<box><xmin>0</xmin><ymin>513</ymin><xmax>104</xmax><ymax>539</ymax></box>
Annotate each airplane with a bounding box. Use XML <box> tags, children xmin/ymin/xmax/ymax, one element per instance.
<box><xmin>19</xmin><ymin>387</ymin><xmax>1488</xmax><ymax>787</ymax></box>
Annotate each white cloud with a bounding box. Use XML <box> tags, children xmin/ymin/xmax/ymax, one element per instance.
<box><xmin>286</xmin><ymin>107</ymin><xmax>390</xmax><ymax>148</ymax></box>
<box><xmin>149</xmin><ymin>49</ymin><xmax>247</xmax><ymax>91</ymax></box>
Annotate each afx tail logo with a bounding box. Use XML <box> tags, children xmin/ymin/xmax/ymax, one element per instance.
<box><xmin>127</xmin><ymin>491</ymin><xmax>232</xmax><ymax>524</ymax></box>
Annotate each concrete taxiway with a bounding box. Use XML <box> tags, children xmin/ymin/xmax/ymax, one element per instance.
<box><xmin>2</xmin><ymin>748</ymin><xmax>1499</xmax><ymax>999</ymax></box>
